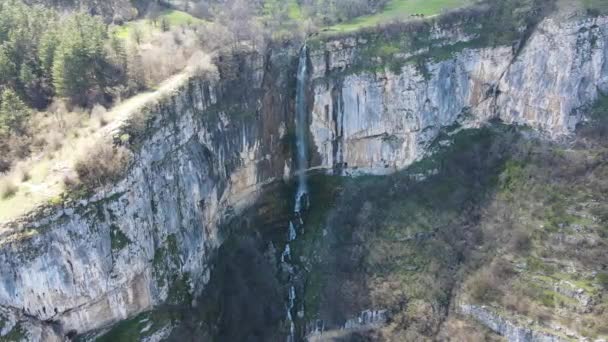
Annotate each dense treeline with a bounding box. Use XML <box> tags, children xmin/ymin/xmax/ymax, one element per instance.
<box><xmin>0</xmin><ymin>0</ymin><xmax>389</xmax><ymax>122</ymax></box>
<box><xmin>0</xmin><ymin>0</ymin><xmax>140</xmax><ymax>173</ymax></box>
<box><xmin>0</xmin><ymin>0</ymin><xmax>130</xmax><ymax>112</ymax></box>
<box><xmin>0</xmin><ymin>0</ymin><xmax>224</xmax><ymax>178</ymax></box>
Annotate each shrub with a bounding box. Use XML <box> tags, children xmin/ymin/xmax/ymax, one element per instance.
<box><xmin>510</xmin><ymin>229</ymin><xmax>532</xmax><ymax>253</ymax></box>
<box><xmin>62</xmin><ymin>174</ymin><xmax>79</xmax><ymax>190</ymax></box>
<box><xmin>0</xmin><ymin>89</ymin><xmax>31</xmax><ymax>136</ymax></box>
<box><xmin>0</xmin><ymin>133</ymin><xmax>31</xmax><ymax>173</ymax></box>
<box><xmin>17</xmin><ymin>168</ymin><xmax>30</xmax><ymax>182</ymax></box>
<box><xmin>467</xmin><ymin>268</ymin><xmax>503</xmax><ymax>303</ymax></box>
<box><xmin>0</xmin><ymin>178</ymin><xmax>18</xmax><ymax>199</ymax></box>
<box><xmin>91</xmin><ymin>104</ymin><xmax>109</xmax><ymax>128</ymax></box>
<box><xmin>74</xmin><ymin>143</ymin><xmax>132</xmax><ymax>190</ymax></box>
<box><xmin>466</xmin><ymin>258</ymin><xmax>516</xmax><ymax>304</ymax></box>
<box><xmin>598</xmin><ymin>273</ymin><xmax>608</xmax><ymax>290</ymax></box>
<box><xmin>503</xmin><ymin>293</ymin><xmax>530</xmax><ymax>315</ymax></box>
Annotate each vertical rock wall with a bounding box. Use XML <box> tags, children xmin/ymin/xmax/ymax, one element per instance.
<box><xmin>0</xmin><ymin>48</ymin><xmax>296</xmax><ymax>340</ymax></box>
<box><xmin>309</xmin><ymin>16</ymin><xmax>608</xmax><ymax>174</ymax></box>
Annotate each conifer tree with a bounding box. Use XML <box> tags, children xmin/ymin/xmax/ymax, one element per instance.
<box><xmin>0</xmin><ymin>88</ymin><xmax>30</xmax><ymax>135</ymax></box>
<box><xmin>52</xmin><ymin>14</ymin><xmax>108</xmax><ymax>105</ymax></box>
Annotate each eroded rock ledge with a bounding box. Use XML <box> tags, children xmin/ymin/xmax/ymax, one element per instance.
<box><xmin>460</xmin><ymin>304</ymin><xmax>568</xmax><ymax>342</ymax></box>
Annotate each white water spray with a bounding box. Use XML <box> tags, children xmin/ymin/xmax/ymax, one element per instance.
<box><xmin>289</xmin><ymin>221</ymin><xmax>297</xmax><ymax>241</ymax></box>
<box><xmin>294</xmin><ymin>45</ymin><xmax>309</xmax><ymax>213</ymax></box>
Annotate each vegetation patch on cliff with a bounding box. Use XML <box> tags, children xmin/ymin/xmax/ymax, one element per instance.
<box><xmin>93</xmin><ymin>309</ymin><xmax>182</xmax><ymax>342</ymax></box>
<box><xmin>297</xmin><ymin>98</ymin><xmax>608</xmax><ymax>339</ymax></box>
<box><xmin>0</xmin><ymin>323</ymin><xmax>25</xmax><ymax>342</ymax></box>
<box><xmin>458</xmin><ymin>96</ymin><xmax>608</xmax><ymax>340</ymax></box>
<box><xmin>110</xmin><ymin>224</ymin><xmax>131</xmax><ymax>253</ymax></box>
<box><xmin>297</xmin><ymin>123</ymin><xmax>516</xmax><ymax>339</ymax></box>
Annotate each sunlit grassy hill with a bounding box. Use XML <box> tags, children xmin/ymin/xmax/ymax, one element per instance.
<box><xmin>113</xmin><ymin>9</ymin><xmax>206</xmax><ymax>39</ymax></box>
<box><xmin>326</xmin><ymin>0</ymin><xmax>474</xmax><ymax>32</ymax></box>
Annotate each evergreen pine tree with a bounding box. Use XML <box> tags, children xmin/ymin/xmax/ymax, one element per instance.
<box><xmin>0</xmin><ymin>88</ymin><xmax>30</xmax><ymax>135</ymax></box>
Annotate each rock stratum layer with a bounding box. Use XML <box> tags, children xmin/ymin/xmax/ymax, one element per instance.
<box><xmin>0</xmin><ymin>12</ymin><xmax>607</xmax><ymax>341</ymax></box>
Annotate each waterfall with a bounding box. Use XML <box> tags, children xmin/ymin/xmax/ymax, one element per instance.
<box><xmin>294</xmin><ymin>45</ymin><xmax>309</xmax><ymax>213</ymax></box>
<box><xmin>284</xmin><ymin>45</ymin><xmax>309</xmax><ymax>342</ymax></box>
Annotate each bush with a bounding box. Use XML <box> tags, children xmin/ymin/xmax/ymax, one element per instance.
<box><xmin>598</xmin><ymin>273</ymin><xmax>608</xmax><ymax>290</ymax></box>
<box><xmin>73</xmin><ymin>144</ymin><xmax>132</xmax><ymax>190</ymax></box>
<box><xmin>91</xmin><ymin>105</ymin><xmax>109</xmax><ymax>128</ymax></box>
<box><xmin>0</xmin><ymin>178</ymin><xmax>18</xmax><ymax>199</ymax></box>
<box><xmin>467</xmin><ymin>268</ymin><xmax>503</xmax><ymax>303</ymax></box>
<box><xmin>62</xmin><ymin>174</ymin><xmax>79</xmax><ymax>190</ymax></box>
<box><xmin>510</xmin><ymin>229</ymin><xmax>532</xmax><ymax>252</ymax></box>
<box><xmin>503</xmin><ymin>293</ymin><xmax>530</xmax><ymax>315</ymax></box>
<box><xmin>466</xmin><ymin>258</ymin><xmax>516</xmax><ymax>304</ymax></box>
<box><xmin>16</xmin><ymin>167</ymin><xmax>30</xmax><ymax>182</ymax></box>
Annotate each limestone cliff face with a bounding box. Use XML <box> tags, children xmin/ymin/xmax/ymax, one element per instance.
<box><xmin>0</xmin><ymin>49</ymin><xmax>295</xmax><ymax>341</ymax></box>
<box><xmin>309</xmin><ymin>15</ymin><xmax>608</xmax><ymax>174</ymax></box>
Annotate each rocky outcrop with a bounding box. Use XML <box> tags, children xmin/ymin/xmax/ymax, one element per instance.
<box><xmin>307</xmin><ymin>310</ymin><xmax>388</xmax><ymax>342</ymax></box>
<box><xmin>308</xmin><ymin>15</ymin><xmax>608</xmax><ymax>174</ymax></box>
<box><xmin>553</xmin><ymin>280</ymin><xmax>599</xmax><ymax>313</ymax></box>
<box><xmin>459</xmin><ymin>304</ymin><xmax>567</xmax><ymax>342</ymax></box>
<box><xmin>0</xmin><ymin>48</ymin><xmax>296</xmax><ymax>340</ymax></box>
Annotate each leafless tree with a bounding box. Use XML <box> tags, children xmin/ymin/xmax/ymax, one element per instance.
<box><xmin>147</xmin><ymin>2</ymin><xmax>162</xmax><ymax>27</ymax></box>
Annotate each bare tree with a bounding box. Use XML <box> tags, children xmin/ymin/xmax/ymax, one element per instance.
<box><xmin>160</xmin><ymin>17</ymin><xmax>170</xmax><ymax>32</ymax></box>
<box><xmin>131</xmin><ymin>26</ymin><xmax>143</xmax><ymax>45</ymax></box>
<box><xmin>191</xmin><ymin>0</ymin><xmax>212</xmax><ymax>19</ymax></box>
<box><xmin>147</xmin><ymin>2</ymin><xmax>162</xmax><ymax>27</ymax></box>
<box><xmin>215</xmin><ymin>0</ymin><xmax>257</xmax><ymax>47</ymax></box>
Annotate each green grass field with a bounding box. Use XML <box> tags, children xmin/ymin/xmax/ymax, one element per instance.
<box><xmin>326</xmin><ymin>0</ymin><xmax>473</xmax><ymax>32</ymax></box>
<box><xmin>114</xmin><ymin>9</ymin><xmax>205</xmax><ymax>39</ymax></box>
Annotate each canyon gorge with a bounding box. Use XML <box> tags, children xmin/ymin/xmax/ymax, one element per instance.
<box><xmin>0</xmin><ymin>4</ymin><xmax>607</xmax><ymax>341</ymax></box>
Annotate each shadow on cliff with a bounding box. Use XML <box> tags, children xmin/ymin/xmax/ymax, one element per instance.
<box><xmin>168</xmin><ymin>181</ymin><xmax>294</xmax><ymax>342</ymax></box>
<box><xmin>298</xmin><ymin>123</ymin><xmax>523</xmax><ymax>340</ymax></box>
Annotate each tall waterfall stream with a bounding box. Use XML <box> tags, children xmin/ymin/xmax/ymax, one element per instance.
<box><xmin>283</xmin><ymin>45</ymin><xmax>309</xmax><ymax>342</ymax></box>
